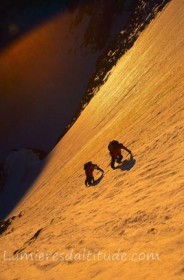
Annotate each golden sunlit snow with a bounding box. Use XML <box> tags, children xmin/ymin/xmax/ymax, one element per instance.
<box><xmin>0</xmin><ymin>1</ymin><xmax>183</xmax><ymax>279</ymax></box>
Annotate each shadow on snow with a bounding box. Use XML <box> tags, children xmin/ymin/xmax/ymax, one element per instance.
<box><xmin>115</xmin><ymin>154</ymin><xmax>136</xmax><ymax>171</ymax></box>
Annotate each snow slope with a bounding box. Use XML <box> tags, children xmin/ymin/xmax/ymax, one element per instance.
<box><xmin>0</xmin><ymin>0</ymin><xmax>184</xmax><ymax>279</ymax></box>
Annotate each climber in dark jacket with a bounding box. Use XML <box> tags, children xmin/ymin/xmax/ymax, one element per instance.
<box><xmin>108</xmin><ymin>140</ymin><xmax>132</xmax><ymax>169</ymax></box>
<box><xmin>84</xmin><ymin>162</ymin><xmax>104</xmax><ymax>186</ymax></box>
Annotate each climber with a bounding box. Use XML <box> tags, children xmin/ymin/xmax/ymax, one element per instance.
<box><xmin>84</xmin><ymin>162</ymin><xmax>104</xmax><ymax>186</ymax></box>
<box><xmin>108</xmin><ymin>140</ymin><xmax>132</xmax><ymax>169</ymax></box>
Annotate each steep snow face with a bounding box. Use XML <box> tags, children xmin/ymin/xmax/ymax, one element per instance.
<box><xmin>0</xmin><ymin>1</ymin><xmax>183</xmax><ymax>279</ymax></box>
<box><xmin>0</xmin><ymin>0</ymin><xmax>136</xmax><ymax>157</ymax></box>
<box><xmin>0</xmin><ymin>149</ymin><xmax>42</xmax><ymax>218</ymax></box>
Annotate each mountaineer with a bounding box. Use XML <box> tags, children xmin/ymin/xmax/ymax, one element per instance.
<box><xmin>84</xmin><ymin>162</ymin><xmax>104</xmax><ymax>186</ymax></box>
<box><xmin>108</xmin><ymin>140</ymin><xmax>132</xmax><ymax>169</ymax></box>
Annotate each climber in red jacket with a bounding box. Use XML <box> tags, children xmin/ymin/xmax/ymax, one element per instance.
<box><xmin>84</xmin><ymin>162</ymin><xmax>104</xmax><ymax>186</ymax></box>
<box><xmin>108</xmin><ymin>140</ymin><xmax>132</xmax><ymax>169</ymax></box>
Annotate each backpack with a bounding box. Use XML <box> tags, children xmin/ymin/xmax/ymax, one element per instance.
<box><xmin>108</xmin><ymin>140</ymin><xmax>120</xmax><ymax>151</ymax></box>
<box><xmin>84</xmin><ymin>161</ymin><xmax>92</xmax><ymax>170</ymax></box>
